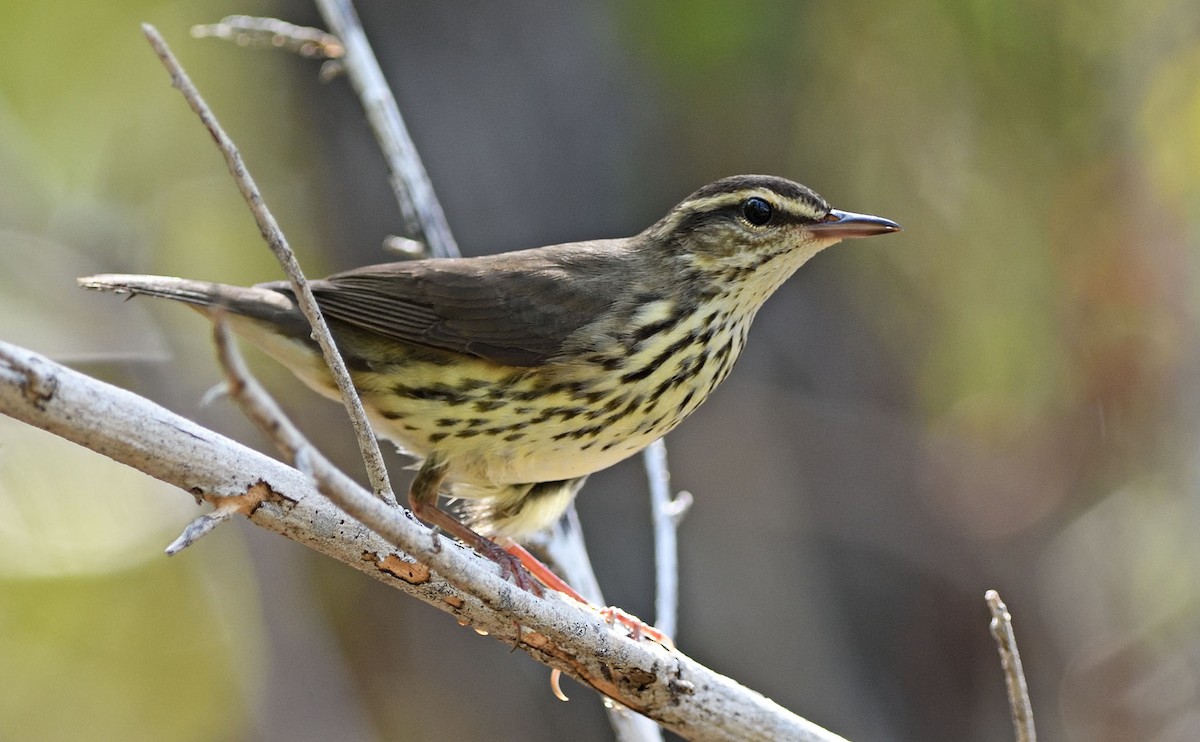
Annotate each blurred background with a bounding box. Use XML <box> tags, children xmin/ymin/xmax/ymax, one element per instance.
<box><xmin>2</xmin><ymin>1</ymin><xmax>1199</xmax><ymax>740</ymax></box>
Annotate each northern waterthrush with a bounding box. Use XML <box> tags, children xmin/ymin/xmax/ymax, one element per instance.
<box><xmin>81</xmin><ymin>174</ymin><xmax>898</xmax><ymax>582</ymax></box>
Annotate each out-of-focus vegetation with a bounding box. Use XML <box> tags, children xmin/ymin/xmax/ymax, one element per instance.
<box><xmin>2</xmin><ymin>1</ymin><xmax>1199</xmax><ymax>740</ymax></box>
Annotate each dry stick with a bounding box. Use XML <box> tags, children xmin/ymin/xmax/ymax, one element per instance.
<box><xmin>191</xmin><ymin>15</ymin><xmax>344</xmax><ymax>60</ymax></box>
<box><xmin>140</xmin><ymin>24</ymin><xmax>395</xmax><ymax>507</ymax></box>
<box><xmin>986</xmin><ymin>590</ymin><xmax>1036</xmax><ymax>742</ymax></box>
<box><xmin>0</xmin><ymin>340</ymin><xmax>851</xmax><ymax>741</ymax></box>
<box><xmin>643</xmin><ymin>439</ymin><xmax>693</xmax><ymax>639</ymax></box>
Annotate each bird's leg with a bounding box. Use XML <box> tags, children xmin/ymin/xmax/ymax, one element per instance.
<box><xmin>500</xmin><ymin>539</ymin><xmax>674</xmax><ymax>649</ymax></box>
<box><xmin>408</xmin><ymin>456</ymin><xmax>542</xmax><ymax>595</ymax></box>
<box><xmin>409</xmin><ymin>461</ymin><xmax>670</xmax><ymax>646</ymax></box>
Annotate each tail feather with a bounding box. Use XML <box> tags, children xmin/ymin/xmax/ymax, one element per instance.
<box><xmin>79</xmin><ymin>274</ymin><xmax>308</xmax><ymax>337</ymax></box>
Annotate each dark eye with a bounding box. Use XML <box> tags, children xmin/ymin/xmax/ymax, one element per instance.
<box><xmin>740</xmin><ymin>197</ymin><xmax>773</xmax><ymax>226</ymax></box>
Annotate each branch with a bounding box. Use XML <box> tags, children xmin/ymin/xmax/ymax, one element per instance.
<box><xmin>644</xmin><ymin>438</ymin><xmax>692</xmax><ymax>638</ymax></box>
<box><xmin>191</xmin><ymin>16</ymin><xmax>344</xmax><ymax>60</ymax></box>
<box><xmin>0</xmin><ymin>340</ymin><xmax>849</xmax><ymax>742</ymax></box>
<box><xmin>197</xmin><ymin>7</ymin><xmax>455</xmax><ymax>258</ymax></box>
<box><xmin>142</xmin><ymin>24</ymin><xmax>395</xmax><ymax>507</ymax></box>
<box><xmin>986</xmin><ymin>590</ymin><xmax>1036</xmax><ymax>742</ymax></box>
<box><xmin>313</xmin><ymin>0</ymin><xmax>459</xmax><ymax>259</ymax></box>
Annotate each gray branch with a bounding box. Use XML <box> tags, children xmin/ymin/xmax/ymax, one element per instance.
<box><xmin>142</xmin><ymin>24</ymin><xmax>396</xmax><ymax>507</ymax></box>
<box><xmin>0</xmin><ymin>340</ymin><xmax>849</xmax><ymax>742</ymax></box>
<box><xmin>313</xmin><ymin>0</ymin><xmax>459</xmax><ymax>259</ymax></box>
<box><xmin>987</xmin><ymin>590</ymin><xmax>1036</xmax><ymax>742</ymax></box>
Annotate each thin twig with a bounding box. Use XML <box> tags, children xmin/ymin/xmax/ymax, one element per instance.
<box><xmin>191</xmin><ymin>16</ymin><xmax>344</xmax><ymax>59</ymax></box>
<box><xmin>165</xmin><ymin>483</ymin><xmax>268</xmax><ymax>554</ymax></box>
<box><xmin>986</xmin><ymin>590</ymin><xmax>1036</xmax><ymax>742</ymax></box>
<box><xmin>644</xmin><ymin>438</ymin><xmax>684</xmax><ymax>639</ymax></box>
<box><xmin>211</xmin><ymin>320</ymin><xmax>327</xmax><ymax>476</ymax></box>
<box><xmin>141</xmin><ymin>24</ymin><xmax>395</xmax><ymax>506</ymax></box>
<box><xmin>313</xmin><ymin>0</ymin><xmax>459</xmax><ymax>259</ymax></box>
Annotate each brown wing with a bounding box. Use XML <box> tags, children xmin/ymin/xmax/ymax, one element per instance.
<box><xmin>262</xmin><ymin>241</ymin><xmax>628</xmax><ymax>367</ymax></box>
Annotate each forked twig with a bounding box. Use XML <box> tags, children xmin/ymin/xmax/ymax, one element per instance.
<box><xmin>644</xmin><ymin>438</ymin><xmax>692</xmax><ymax>639</ymax></box>
<box><xmin>141</xmin><ymin>23</ymin><xmax>395</xmax><ymax>506</ymax></box>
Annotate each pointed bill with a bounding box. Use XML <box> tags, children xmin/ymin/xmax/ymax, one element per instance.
<box><xmin>809</xmin><ymin>209</ymin><xmax>901</xmax><ymax>239</ymax></box>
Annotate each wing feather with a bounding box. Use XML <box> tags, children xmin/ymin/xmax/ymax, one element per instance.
<box><xmin>261</xmin><ymin>241</ymin><xmax>628</xmax><ymax>367</ymax></box>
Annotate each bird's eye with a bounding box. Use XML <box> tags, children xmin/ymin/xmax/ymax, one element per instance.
<box><xmin>740</xmin><ymin>197</ymin><xmax>773</xmax><ymax>226</ymax></box>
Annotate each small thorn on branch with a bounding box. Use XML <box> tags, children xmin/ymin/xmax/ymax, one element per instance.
<box><xmin>0</xmin><ymin>344</ymin><xmax>59</xmax><ymax>409</ymax></box>
<box><xmin>166</xmin><ymin>480</ymin><xmax>273</xmax><ymax>554</ymax></box>
<box><xmin>665</xmin><ymin>490</ymin><xmax>693</xmax><ymax>524</ymax></box>
<box><xmin>166</xmin><ymin>508</ymin><xmax>235</xmax><ymax>554</ymax></box>
<box><xmin>199</xmin><ymin>381</ymin><xmax>229</xmax><ymax>407</ymax></box>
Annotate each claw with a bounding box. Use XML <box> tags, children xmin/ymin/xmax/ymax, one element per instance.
<box><xmin>480</xmin><ymin>541</ymin><xmax>544</xmax><ymax>597</ymax></box>
<box><xmin>598</xmin><ymin>606</ymin><xmax>674</xmax><ymax>649</ymax></box>
<box><xmin>502</xmin><ymin>541</ymin><xmax>674</xmax><ymax>648</ymax></box>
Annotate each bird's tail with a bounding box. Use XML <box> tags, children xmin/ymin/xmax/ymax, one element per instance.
<box><xmin>78</xmin><ymin>274</ymin><xmax>309</xmax><ymax>337</ymax></box>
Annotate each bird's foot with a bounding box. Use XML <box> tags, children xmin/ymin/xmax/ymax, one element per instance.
<box><xmin>597</xmin><ymin>606</ymin><xmax>674</xmax><ymax>649</ymax></box>
<box><xmin>473</xmin><ymin>537</ymin><xmax>544</xmax><ymax>597</ymax></box>
<box><xmin>501</xmin><ymin>540</ymin><xmax>674</xmax><ymax>649</ymax></box>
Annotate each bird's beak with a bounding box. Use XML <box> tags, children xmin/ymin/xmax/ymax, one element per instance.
<box><xmin>809</xmin><ymin>209</ymin><xmax>901</xmax><ymax>239</ymax></box>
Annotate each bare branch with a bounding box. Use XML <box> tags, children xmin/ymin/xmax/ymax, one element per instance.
<box><xmin>141</xmin><ymin>24</ymin><xmax>395</xmax><ymax>506</ymax></box>
<box><xmin>986</xmin><ymin>590</ymin><xmax>1036</xmax><ymax>742</ymax></box>
<box><xmin>644</xmin><ymin>438</ymin><xmax>688</xmax><ymax>639</ymax></box>
<box><xmin>191</xmin><ymin>15</ymin><xmax>344</xmax><ymax>60</ymax></box>
<box><xmin>0</xmin><ymin>340</ymin><xmax>851</xmax><ymax>742</ymax></box>
<box><xmin>165</xmin><ymin>487</ymin><xmax>262</xmax><ymax>554</ymax></box>
<box><xmin>313</xmin><ymin>0</ymin><xmax>460</xmax><ymax>259</ymax></box>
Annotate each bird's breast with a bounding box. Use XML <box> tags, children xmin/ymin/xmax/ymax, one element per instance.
<box><xmin>338</xmin><ymin>299</ymin><xmax>751</xmax><ymax>488</ymax></box>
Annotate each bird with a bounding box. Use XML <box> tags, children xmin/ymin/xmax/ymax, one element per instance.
<box><xmin>81</xmin><ymin>174</ymin><xmax>899</xmax><ymax>591</ymax></box>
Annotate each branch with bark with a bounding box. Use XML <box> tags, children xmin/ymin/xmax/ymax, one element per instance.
<box><xmin>0</xmin><ymin>339</ymin><xmax>847</xmax><ymax>742</ymax></box>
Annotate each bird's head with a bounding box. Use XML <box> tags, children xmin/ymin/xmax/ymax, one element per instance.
<box><xmin>646</xmin><ymin>175</ymin><xmax>900</xmax><ymax>291</ymax></box>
